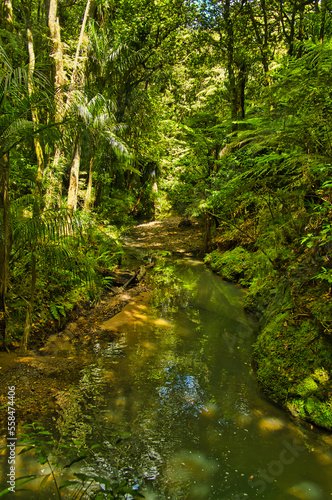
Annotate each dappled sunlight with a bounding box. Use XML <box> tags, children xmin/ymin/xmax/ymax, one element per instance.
<box><xmin>258</xmin><ymin>416</ymin><xmax>285</xmax><ymax>433</ymax></box>
<box><xmin>164</xmin><ymin>450</ymin><xmax>219</xmax><ymax>498</ymax></box>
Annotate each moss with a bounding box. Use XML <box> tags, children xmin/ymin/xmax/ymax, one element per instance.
<box><xmin>205</xmin><ymin>247</ymin><xmax>273</xmax><ymax>287</ymax></box>
<box><xmin>206</xmin><ymin>237</ymin><xmax>332</xmax><ymax>429</ymax></box>
<box><xmin>252</xmin><ymin>311</ymin><xmax>332</xmax><ymax>428</ymax></box>
<box><xmin>304</xmin><ymin>398</ymin><xmax>332</xmax><ymax>429</ymax></box>
<box><xmin>287</xmin><ymin>399</ymin><xmax>307</xmax><ymax>419</ymax></box>
<box><xmin>292</xmin><ymin>377</ymin><xmax>319</xmax><ymax>397</ymax></box>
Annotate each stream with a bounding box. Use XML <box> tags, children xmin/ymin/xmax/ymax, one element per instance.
<box><xmin>3</xmin><ymin>256</ymin><xmax>332</xmax><ymax>499</ymax></box>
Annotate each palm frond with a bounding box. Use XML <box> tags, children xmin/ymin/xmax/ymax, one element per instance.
<box><xmin>38</xmin><ymin>242</ymin><xmax>97</xmax><ymax>285</ymax></box>
<box><xmin>12</xmin><ymin>209</ymin><xmax>85</xmax><ymax>248</ymax></box>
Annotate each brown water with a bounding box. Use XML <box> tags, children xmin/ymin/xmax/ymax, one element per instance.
<box><xmin>3</xmin><ymin>257</ymin><xmax>332</xmax><ymax>499</ymax></box>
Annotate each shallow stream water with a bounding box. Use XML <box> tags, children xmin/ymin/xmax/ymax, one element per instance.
<box><xmin>3</xmin><ymin>257</ymin><xmax>332</xmax><ymax>499</ymax></box>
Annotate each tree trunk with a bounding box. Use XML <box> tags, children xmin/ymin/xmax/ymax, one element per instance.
<box><xmin>237</xmin><ymin>60</ymin><xmax>247</xmax><ymax>120</ymax></box>
<box><xmin>0</xmin><ymin>153</ymin><xmax>12</xmax><ymax>350</ymax></box>
<box><xmin>26</xmin><ymin>27</ymin><xmax>45</xmax><ymax>208</ymax></box>
<box><xmin>22</xmin><ymin>253</ymin><xmax>36</xmax><ymax>353</ymax></box>
<box><xmin>223</xmin><ymin>0</ymin><xmax>238</xmax><ymax>131</ymax></box>
<box><xmin>200</xmin><ymin>213</ymin><xmax>212</xmax><ymax>256</ymax></box>
<box><xmin>2</xmin><ymin>0</ymin><xmax>13</xmax><ymax>29</ymax></box>
<box><xmin>46</xmin><ymin>0</ymin><xmax>66</xmax><ymax>208</ymax></box>
<box><xmin>67</xmin><ymin>0</ymin><xmax>91</xmax><ymax>96</ymax></box>
<box><xmin>67</xmin><ymin>140</ymin><xmax>81</xmax><ymax>211</ymax></box>
<box><xmin>319</xmin><ymin>0</ymin><xmax>327</xmax><ymax>43</ymax></box>
<box><xmin>84</xmin><ymin>155</ymin><xmax>94</xmax><ymax>211</ymax></box>
<box><xmin>46</xmin><ymin>0</ymin><xmax>92</xmax><ymax>208</ymax></box>
<box><xmin>48</xmin><ymin>0</ymin><xmax>66</xmax><ymax>93</ymax></box>
<box><xmin>247</xmin><ymin>2</ymin><xmax>270</xmax><ymax>83</ymax></box>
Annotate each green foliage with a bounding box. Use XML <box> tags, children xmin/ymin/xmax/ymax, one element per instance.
<box><xmin>205</xmin><ymin>248</ymin><xmax>274</xmax><ymax>286</ymax></box>
<box><xmin>0</xmin><ymin>423</ymin><xmax>145</xmax><ymax>499</ymax></box>
<box><xmin>96</xmin><ymin>189</ymin><xmax>136</xmax><ymax>226</ymax></box>
<box><xmin>6</xmin><ymin>210</ymin><xmax>123</xmax><ymax>346</ymax></box>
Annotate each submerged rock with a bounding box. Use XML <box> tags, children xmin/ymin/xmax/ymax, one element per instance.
<box><xmin>287</xmin><ymin>481</ymin><xmax>323</xmax><ymax>500</ymax></box>
<box><xmin>258</xmin><ymin>416</ymin><xmax>285</xmax><ymax>433</ymax></box>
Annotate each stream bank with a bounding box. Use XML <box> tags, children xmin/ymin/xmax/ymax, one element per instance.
<box><xmin>205</xmin><ymin>243</ymin><xmax>332</xmax><ymax>431</ymax></box>
<box><xmin>0</xmin><ymin>217</ymin><xmax>203</xmax><ymax>429</ymax></box>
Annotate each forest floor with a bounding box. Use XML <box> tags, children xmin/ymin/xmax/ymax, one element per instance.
<box><xmin>125</xmin><ymin>216</ymin><xmax>203</xmax><ymax>256</ymax></box>
<box><xmin>0</xmin><ymin>217</ymin><xmax>203</xmax><ymax>429</ymax></box>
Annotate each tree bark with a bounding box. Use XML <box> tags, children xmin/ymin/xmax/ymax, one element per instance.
<box><xmin>200</xmin><ymin>213</ymin><xmax>212</xmax><ymax>256</ymax></box>
<box><xmin>46</xmin><ymin>0</ymin><xmax>66</xmax><ymax>208</ymax></box>
<box><xmin>67</xmin><ymin>140</ymin><xmax>81</xmax><ymax>211</ymax></box>
<box><xmin>47</xmin><ymin>0</ymin><xmax>91</xmax><ymax>208</ymax></box>
<box><xmin>223</xmin><ymin>0</ymin><xmax>238</xmax><ymax>131</ymax></box>
<box><xmin>0</xmin><ymin>153</ymin><xmax>12</xmax><ymax>349</ymax></box>
<box><xmin>68</xmin><ymin>0</ymin><xmax>91</xmax><ymax>95</ymax></box>
<box><xmin>84</xmin><ymin>155</ymin><xmax>94</xmax><ymax>211</ymax></box>
<box><xmin>319</xmin><ymin>0</ymin><xmax>327</xmax><ymax>42</ymax></box>
<box><xmin>2</xmin><ymin>0</ymin><xmax>13</xmax><ymax>29</ymax></box>
<box><xmin>26</xmin><ymin>27</ymin><xmax>45</xmax><ymax>208</ymax></box>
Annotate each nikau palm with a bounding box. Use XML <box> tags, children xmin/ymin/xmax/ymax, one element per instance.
<box><xmin>67</xmin><ymin>92</ymin><xmax>131</xmax><ymax>212</ymax></box>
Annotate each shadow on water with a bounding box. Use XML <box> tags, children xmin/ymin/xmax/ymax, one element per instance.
<box><xmin>3</xmin><ymin>257</ymin><xmax>332</xmax><ymax>499</ymax></box>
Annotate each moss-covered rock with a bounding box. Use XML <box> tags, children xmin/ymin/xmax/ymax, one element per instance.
<box><xmin>253</xmin><ymin>313</ymin><xmax>332</xmax><ymax>429</ymax></box>
<box><xmin>204</xmin><ymin>247</ymin><xmax>273</xmax><ymax>286</ymax></box>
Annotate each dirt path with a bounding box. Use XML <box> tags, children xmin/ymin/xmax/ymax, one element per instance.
<box><xmin>126</xmin><ymin>216</ymin><xmax>203</xmax><ymax>255</ymax></box>
<box><xmin>0</xmin><ymin>217</ymin><xmax>203</xmax><ymax>429</ymax></box>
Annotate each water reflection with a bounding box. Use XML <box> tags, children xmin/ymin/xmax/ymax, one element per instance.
<box><xmin>7</xmin><ymin>257</ymin><xmax>332</xmax><ymax>499</ymax></box>
<box><xmin>79</xmin><ymin>258</ymin><xmax>332</xmax><ymax>499</ymax></box>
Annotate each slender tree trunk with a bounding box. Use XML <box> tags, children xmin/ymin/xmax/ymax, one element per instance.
<box><xmin>67</xmin><ymin>140</ymin><xmax>81</xmax><ymax>211</ymax></box>
<box><xmin>46</xmin><ymin>0</ymin><xmax>66</xmax><ymax>208</ymax></box>
<box><xmin>0</xmin><ymin>153</ymin><xmax>12</xmax><ymax>350</ymax></box>
<box><xmin>47</xmin><ymin>0</ymin><xmax>91</xmax><ymax>208</ymax></box>
<box><xmin>223</xmin><ymin>0</ymin><xmax>237</xmax><ymax>131</ymax></box>
<box><xmin>319</xmin><ymin>0</ymin><xmax>327</xmax><ymax>43</ymax></box>
<box><xmin>200</xmin><ymin>213</ymin><xmax>212</xmax><ymax>256</ymax></box>
<box><xmin>84</xmin><ymin>156</ymin><xmax>94</xmax><ymax>211</ymax></box>
<box><xmin>26</xmin><ymin>27</ymin><xmax>45</xmax><ymax>209</ymax></box>
<box><xmin>22</xmin><ymin>254</ymin><xmax>36</xmax><ymax>353</ymax></box>
<box><xmin>237</xmin><ymin>61</ymin><xmax>247</xmax><ymax>120</ymax></box>
<box><xmin>48</xmin><ymin>0</ymin><xmax>66</xmax><ymax>93</ymax></box>
<box><xmin>66</xmin><ymin>0</ymin><xmax>91</xmax><ymax>101</ymax></box>
<box><xmin>3</xmin><ymin>0</ymin><xmax>13</xmax><ymax>29</ymax></box>
<box><xmin>247</xmin><ymin>3</ymin><xmax>270</xmax><ymax>83</ymax></box>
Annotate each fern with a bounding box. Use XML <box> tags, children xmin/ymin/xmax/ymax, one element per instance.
<box><xmin>49</xmin><ymin>302</ymin><xmax>59</xmax><ymax>320</ymax></box>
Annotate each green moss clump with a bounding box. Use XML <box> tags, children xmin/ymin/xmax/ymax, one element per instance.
<box><xmin>293</xmin><ymin>377</ymin><xmax>319</xmax><ymax>397</ymax></box>
<box><xmin>204</xmin><ymin>247</ymin><xmax>268</xmax><ymax>286</ymax></box>
<box><xmin>253</xmin><ymin>313</ymin><xmax>332</xmax><ymax>429</ymax></box>
<box><xmin>304</xmin><ymin>398</ymin><xmax>332</xmax><ymax>429</ymax></box>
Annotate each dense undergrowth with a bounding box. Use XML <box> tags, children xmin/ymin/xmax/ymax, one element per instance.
<box><xmin>6</xmin><ymin>211</ymin><xmax>124</xmax><ymax>350</ymax></box>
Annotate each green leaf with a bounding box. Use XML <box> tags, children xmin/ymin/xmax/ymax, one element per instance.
<box><xmin>18</xmin><ymin>446</ymin><xmax>36</xmax><ymax>455</ymax></box>
<box><xmin>49</xmin><ymin>302</ymin><xmax>59</xmax><ymax>320</ymax></box>
<box><xmin>64</xmin><ymin>454</ymin><xmax>89</xmax><ymax>469</ymax></box>
<box><xmin>59</xmin><ymin>479</ymin><xmax>81</xmax><ymax>489</ymax></box>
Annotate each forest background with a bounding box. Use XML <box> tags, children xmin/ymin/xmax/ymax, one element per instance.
<box><xmin>1</xmin><ymin>0</ymin><xmax>332</xmax><ymax>429</ymax></box>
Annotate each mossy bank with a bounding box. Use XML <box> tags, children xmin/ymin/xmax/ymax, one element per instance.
<box><xmin>205</xmin><ymin>245</ymin><xmax>332</xmax><ymax>430</ymax></box>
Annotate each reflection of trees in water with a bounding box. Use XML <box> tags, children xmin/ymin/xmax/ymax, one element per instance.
<box><xmin>56</xmin><ymin>364</ymin><xmax>108</xmax><ymax>446</ymax></box>
<box><xmin>53</xmin><ymin>257</ymin><xmax>255</xmax><ymax>495</ymax></box>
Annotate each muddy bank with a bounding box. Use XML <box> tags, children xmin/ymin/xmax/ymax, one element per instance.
<box><xmin>0</xmin><ymin>283</ymin><xmax>150</xmax><ymax>429</ymax></box>
<box><xmin>0</xmin><ymin>217</ymin><xmax>203</xmax><ymax>429</ymax></box>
